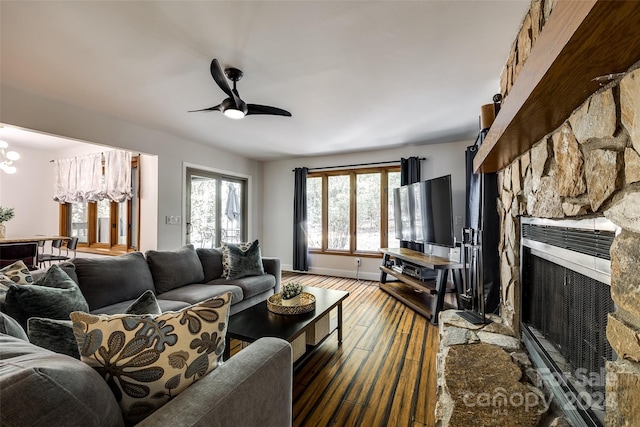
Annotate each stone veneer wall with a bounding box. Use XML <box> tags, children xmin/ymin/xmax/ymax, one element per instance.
<box><xmin>493</xmin><ymin>1</ymin><xmax>640</xmax><ymax>424</ymax></box>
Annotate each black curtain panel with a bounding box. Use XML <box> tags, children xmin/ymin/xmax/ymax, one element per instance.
<box><xmin>293</xmin><ymin>167</ymin><xmax>309</xmax><ymax>271</ymax></box>
<box><xmin>465</xmin><ymin>131</ymin><xmax>500</xmax><ymax>314</ymax></box>
<box><xmin>400</xmin><ymin>157</ymin><xmax>421</xmax><ymax>186</ymax></box>
<box><xmin>400</xmin><ymin>157</ymin><xmax>423</xmax><ymax>252</ymax></box>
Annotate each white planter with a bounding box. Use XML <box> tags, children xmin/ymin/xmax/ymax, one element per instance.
<box><xmin>281</xmin><ymin>294</ymin><xmax>301</xmax><ymax>306</ymax></box>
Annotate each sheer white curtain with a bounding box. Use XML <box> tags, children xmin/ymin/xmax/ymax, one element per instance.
<box><xmin>53</xmin><ymin>157</ymin><xmax>77</xmax><ymax>203</ymax></box>
<box><xmin>52</xmin><ymin>150</ymin><xmax>132</xmax><ymax>203</ymax></box>
<box><xmin>104</xmin><ymin>150</ymin><xmax>132</xmax><ymax>202</ymax></box>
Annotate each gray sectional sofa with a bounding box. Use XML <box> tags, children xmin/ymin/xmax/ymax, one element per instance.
<box><xmin>0</xmin><ymin>244</ymin><xmax>292</xmax><ymax>426</ymax></box>
<box><xmin>69</xmin><ymin>245</ymin><xmax>281</xmax><ymax>316</ymax></box>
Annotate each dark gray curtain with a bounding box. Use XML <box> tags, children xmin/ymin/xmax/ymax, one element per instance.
<box><xmin>465</xmin><ymin>131</ymin><xmax>500</xmax><ymax>314</ymax></box>
<box><xmin>293</xmin><ymin>167</ymin><xmax>309</xmax><ymax>271</ymax></box>
<box><xmin>400</xmin><ymin>157</ymin><xmax>422</xmax><ymax>251</ymax></box>
<box><xmin>400</xmin><ymin>157</ymin><xmax>421</xmax><ymax>186</ymax></box>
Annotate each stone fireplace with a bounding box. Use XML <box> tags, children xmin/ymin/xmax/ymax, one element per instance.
<box><xmin>436</xmin><ymin>1</ymin><xmax>640</xmax><ymax>425</ymax></box>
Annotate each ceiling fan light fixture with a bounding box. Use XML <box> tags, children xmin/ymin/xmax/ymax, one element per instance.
<box><xmin>223</xmin><ymin>108</ymin><xmax>246</xmax><ymax>120</ymax></box>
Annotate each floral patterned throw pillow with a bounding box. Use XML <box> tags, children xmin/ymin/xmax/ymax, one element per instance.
<box><xmin>0</xmin><ymin>260</ymin><xmax>33</xmax><ymax>303</ymax></box>
<box><xmin>70</xmin><ymin>292</ymin><xmax>232</xmax><ymax>425</ymax></box>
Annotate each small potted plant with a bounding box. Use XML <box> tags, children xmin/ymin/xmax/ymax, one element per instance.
<box><xmin>281</xmin><ymin>282</ymin><xmax>303</xmax><ymax>306</ymax></box>
<box><xmin>0</xmin><ymin>206</ymin><xmax>15</xmax><ymax>239</ymax></box>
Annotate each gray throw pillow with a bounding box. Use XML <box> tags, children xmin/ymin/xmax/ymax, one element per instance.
<box><xmin>4</xmin><ymin>264</ymin><xmax>90</xmax><ymax>330</ymax></box>
<box><xmin>27</xmin><ymin>317</ymin><xmax>79</xmax><ymax>359</ymax></box>
<box><xmin>0</xmin><ymin>311</ymin><xmax>29</xmax><ymax>341</ymax></box>
<box><xmin>124</xmin><ymin>290</ymin><xmax>162</xmax><ymax>315</ymax></box>
<box><xmin>27</xmin><ymin>291</ymin><xmax>163</xmax><ymax>359</ymax></box>
<box><xmin>226</xmin><ymin>240</ymin><xmax>265</xmax><ymax>280</ymax></box>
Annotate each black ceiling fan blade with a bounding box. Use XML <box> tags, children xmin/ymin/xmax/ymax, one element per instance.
<box><xmin>210</xmin><ymin>59</ymin><xmax>240</xmax><ymax>106</ymax></box>
<box><xmin>246</xmin><ymin>104</ymin><xmax>292</xmax><ymax>117</ymax></box>
<box><xmin>187</xmin><ymin>104</ymin><xmax>222</xmax><ymax>113</ymax></box>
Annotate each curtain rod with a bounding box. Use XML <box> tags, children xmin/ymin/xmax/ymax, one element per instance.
<box><xmin>292</xmin><ymin>158</ymin><xmax>425</xmax><ymax>172</ymax></box>
<box><xmin>50</xmin><ymin>151</ymin><xmax>141</xmax><ymax>162</ymax></box>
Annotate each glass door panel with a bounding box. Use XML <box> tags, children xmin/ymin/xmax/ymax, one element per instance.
<box><xmin>188</xmin><ymin>174</ymin><xmax>217</xmax><ymax>248</ymax></box>
<box><xmin>117</xmin><ymin>202</ymin><xmax>128</xmax><ymax>246</ymax></box>
<box><xmin>96</xmin><ymin>199</ymin><xmax>111</xmax><ymax>244</ymax></box>
<box><xmin>221</xmin><ymin>180</ymin><xmax>242</xmax><ymax>244</ymax></box>
<box><xmin>71</xmin><ymin>203</ymin><xmax>89</xmax><ymax>243</ymax></box>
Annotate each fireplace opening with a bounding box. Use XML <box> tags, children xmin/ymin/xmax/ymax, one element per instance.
<box><xmin>520</xmin><ymin>218</ymin><xmax>617</xmax><ymax>427</ymax></box>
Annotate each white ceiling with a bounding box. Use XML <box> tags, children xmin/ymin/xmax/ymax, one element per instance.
<box><xmin>0</xmin><ymin>1</ymin><xmax>529</xmax><ymax>160</ymax></box>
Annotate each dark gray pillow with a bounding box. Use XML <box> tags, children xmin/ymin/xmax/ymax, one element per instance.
<box><xmin>146</xmin><ymin>244</ymin><xmax>205</xmax><ymax>294</ymax></box>
<box><xmin>196</xmin><ymin>247</ymin><xmax>224</xmax><ymax>282</ymax></box>
<box><xmin>227</xmin><ymin>240</ymin><xmax>265</xmax><ymax>280</ymax></box>
<box><xmin>27</xmin><ymin>317</ymin><xmax>79</xmax><ymax>359</ymax></box>
<box><xmin>124</xmin><ymin>290</ymin><xmax>162</xmax><ymax>315</ymax></box>
<box><xmin>4</xmin><ymin>265</ymin><xmax>89</xmax><ymax>330</ymax></box>
<box><xmin>27</xmin><ymin>291</ymin><xmax>162</xmax><ymax>360</ymax></box>
<box><xmin>0</xmin><ymin>311</ymin><xmax>29</xmax><ymax>341</ymax></box>
<box><xmin>72</xmin><ymin>252</ymin><xmax>155</xmax><ymax>310</ymax></box>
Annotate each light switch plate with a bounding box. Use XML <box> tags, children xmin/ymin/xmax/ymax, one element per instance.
<box><xmin>166</xmin><ymin>215</ymin><xmax>181</xmax><ymax>225</ymax></box>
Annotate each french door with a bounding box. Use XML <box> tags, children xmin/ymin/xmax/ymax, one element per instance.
<box><xmin>185</xmin><ymin>168</ymin><xmax>246</xmax><ymax>248</ymax></box>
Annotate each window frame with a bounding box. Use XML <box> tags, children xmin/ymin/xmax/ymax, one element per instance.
<box><xmin>307</xmin><ymin>165</ymin><xmax>400</xmax><ymax>258</ymax></box>
<box><xmin>59</xmin><ymin>156</ymin><xmax>140</xmax><ymax>255</ymax></box>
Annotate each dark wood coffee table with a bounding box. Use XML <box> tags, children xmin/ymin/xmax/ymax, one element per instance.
<box><xmin>224</xmin><ymin>286</ymin><xmax>349</xmax><ymax>366</ymax></box>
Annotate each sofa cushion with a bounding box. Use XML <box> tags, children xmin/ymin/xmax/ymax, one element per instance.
<box><xmin>71</xmin><ymin>292</ymin><xmax>232</xmax><ymax>425</ymax></box>
<box><xmin>0</xmin><ymin>334</ymin><xmax>124</xmax><ymax>427</ymax></box>
<box><xmin>158</xmin><ymin>283</ymin><xmax>243</xmax><ymax>305</ymax></box>
<box><xmin>4</xmin><ymin>264</ymin><xmax>89</xmax><ymax>330</ymax></box>
<box><xmin>196</xmin><ymin>247</ymin><xmax>224</xmax><ymax>282</ymax></box>
<box><xmin>208</xmin><ymin>274</ymin><xmax>276</xmax><ymax>299</ymax></box>
<box><xmin>0</xmin><ymin>311</ymin><xmax>28</xmax><ymax>341</ymax></box>
<box><xmin>225</xmin><ymin>240</ymin><xmax>265</xmax><ymax>280</ymax></box>
<box><xmin>146</xmin><ymin>244</ymin><xmax>205</xmax><ymax>294</ymax></box>
<box><xmin>72</xmin><ymin>252</ymin><xmax>155</xmax><ymax>311</ymax></box>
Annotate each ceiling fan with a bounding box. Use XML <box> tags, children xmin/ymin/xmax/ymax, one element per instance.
<box><xmin>189</xmin><ymin>59</ymin><xmax>292</xmax><ymax>119</ymax></box>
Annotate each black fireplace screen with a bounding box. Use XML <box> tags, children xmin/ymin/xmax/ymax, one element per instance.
<box><xmin>523</xmin><ymin>253</ymin><xmax>615</xmax><ymax>396</ymax></box>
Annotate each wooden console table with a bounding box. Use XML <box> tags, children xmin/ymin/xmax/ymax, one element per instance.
<box><xmin>379</xmin><ymin>248</ymin><xmax>464</xmax><ymax>325</ymax></box>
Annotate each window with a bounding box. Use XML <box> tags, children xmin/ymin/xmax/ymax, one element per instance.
<box><xmin>185</xmin><ymin>168</ymin><xmax>247</xmax><ymax>248</ymax></box>
<box><xmin>307</xmin><ymin>166</ymin><xmax>401</xmax><ymax>255</ymax></box>
<box><xmin>59</xmin><ymin>157</ymin><xmax>140</xmax><ymax>254</ymax></box>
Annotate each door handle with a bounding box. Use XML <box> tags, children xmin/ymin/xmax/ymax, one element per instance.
<box><xmin>186</xmin><ymin>222</ymin><xmax>192</xmax><ymax>235</ymax></box>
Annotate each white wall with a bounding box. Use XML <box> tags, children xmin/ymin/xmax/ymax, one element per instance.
<box><xmin>1</xmin><ymin>85</ymin><xmax>263</xmax><ymax>250</ymax></box>
<box><xmin>0</xmin><ymin>144</ymin><xmax>59</xmax><ymax>236</ymax></box>
<box><xmin>262</xmin><ymin>140</ymin><xmax>471</xmax><ymax>280</ymax></box>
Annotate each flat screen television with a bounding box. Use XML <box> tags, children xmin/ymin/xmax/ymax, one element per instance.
<box><xmin>392</xmin><ymin>174</ymin><xmax>455</xmax><ymax>247</ymax></box>
<box><xmin>393</xmin><ymin>186</ymin><xmax>413</xmax><ymax>241</ymax></box>
<box><xmin>421</xmin><ymin>174</ymin><xmax>455</xmax><ymax>248</ymax></box>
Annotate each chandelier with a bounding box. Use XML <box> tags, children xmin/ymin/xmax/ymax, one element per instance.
<box><xmin>0</xmin><ymin>139</ymin><xmax>20</xmax><ymax>174</ymax></box>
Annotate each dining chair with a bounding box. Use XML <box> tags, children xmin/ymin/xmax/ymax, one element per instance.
<box><xmin>36</xmin><ymin>240</ymin><xmax>47</xmax><ymax>268</ymax></box>
<box><xmin>44</xmin><ymin>237</ymin><xmax>79</xmax><ymax>265</ymax></box>
<box><xmin>38</xmin><ymin>239</ymin><xmax>63</xmax><ymax>266</ymax></box>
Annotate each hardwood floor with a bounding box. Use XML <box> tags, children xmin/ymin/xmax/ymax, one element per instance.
<box><xmin>280</xmin><ymin>272</ymin><xmax>440</xmax><ymax>427</ymax></box>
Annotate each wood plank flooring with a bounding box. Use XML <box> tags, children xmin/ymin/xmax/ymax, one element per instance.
<box><xmin>280</xmin><ymin>272</ymin><xmax>440</xmax><ymax>427</ymax></box>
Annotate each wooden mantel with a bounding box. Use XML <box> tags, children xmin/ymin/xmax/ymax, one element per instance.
<box><xmin>474</xmin><ymin>0</ymin><xmax>640</xmax><ymax>173</ymax></box>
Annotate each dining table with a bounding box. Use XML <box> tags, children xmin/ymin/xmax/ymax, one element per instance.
<box><xmin>0</xmin><ymin>236</ymin><xmax>70</xmax><ymax>269</ymax></box>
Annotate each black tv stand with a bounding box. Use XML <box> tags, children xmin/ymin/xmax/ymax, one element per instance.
<box><xmin>379</xmin><ymin>248</ymin><xmax>464</xmax><ymax>325</ymax></box>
